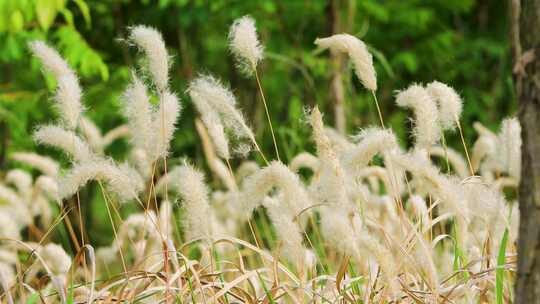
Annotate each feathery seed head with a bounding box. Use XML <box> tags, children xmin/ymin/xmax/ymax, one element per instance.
<box><xmin>151</xmin><ymin>90</ymin><xmax>181</xmax><ymax>160</ymax></box>
<box><xmin>5</xmin><ymin>170</ymin><xmax>32</xmax><ymax>196</ymax></box>
<box><xmin>498</xmin><ymin>117</ymin><xmax>521</xmax><ymax>179</ymax></box>
<box><xmin>122</xmin><ymin>74</ymin><xmax>153</xmax><ymax>154</ymax></box>
<box><xmin>229</xmin><ymin>16</ymin><xmax>264</xmax><ymax>74</ymax></box>
<box><xmin>426</xmin><ymin>81</ymin><xmax>463</xmax><ymax>131</ymax></box>
<box><xmin>240</xmin><ymin>161</ymin><xmax>311</xmax><ymax>221</ymax></box>
<box><xmin>396</xmin><ymin>84</ymin><xmax>440</xmax><ymax>150</ymax></box>
<box><xmin>29</xmin><ymin>41</ymin><xmax>83</xmax><ymax>130</ymax></box>
<box><xmin>129</xmin><ymin>25</ymin><xmax>169</xmax><ymax>91</ymax></box>
<box><xmin>11</xmin><ymin>152</ymin><xmax>59</xmax><ymax>177</ymax></box>
<box><xmin>58</xmin><ymin>159</ymin><xmax>143</xmax><ymax>202</ymax></box>
<box><xmin>315</xmin><ymin>34</ymin><xmax>377</xmax><ymax>91</ymax></box>
<box><xmin>33</xmin><ymin>125</ymin><xmax>93</xmax><ymax>162</ymax></box>
<box><xmin>344</xmin><ymin>127</ymin><xmax>398</xmax><ymax>171</ymax></box>
<box><xmin>38</xmin><ymin>244</ymin><xmax>71</xmax><ymax>276</ymax></box>
<box><xmin>188</xmin><ymin>75</ymin><xmax>255</xmax><ymax>156</ymax></box>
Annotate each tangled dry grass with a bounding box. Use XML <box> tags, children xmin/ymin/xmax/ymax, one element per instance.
<box><xmin>0</xmin><ymin>16</ymin><xmax>518</xmax><ymax>303</ymax></box>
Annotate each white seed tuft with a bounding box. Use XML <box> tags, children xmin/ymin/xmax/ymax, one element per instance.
<box><xmin>29</xmin><ymin>41</ymin><xmax>83</xmax><ymax>130</ymax></box>
<box><xmin>129</xmin><ymin>25</ymin><xmax>169</xmax><ymax>91</ymax></box>
<box><xmin>228</xmin><ymin>16</ymin><xmax>264</xmax><ymax>74</ymax></box>
<box><xmin>426</xmin><ymin>81</ymin><xmax>463</xmax><ymax>131</ymax></box>
<box><xmin>58</xmin><ymin>159</ymin><xmax>143</xmax><ymax>202</ymax></box>
<box><xmin>315</xmin><ymin>34</ymin><xmax>377</xmax><ymax>91</ymax></box>
<box><xmin>396</xmin><ymin>84</ymin><xmax>440</xmax><ymax>150</ymax></box>
<box><xmin>10</xmin><ymin>152</ymin><xmax>59</xmax><ymax>177</ymax></box>
<box><xmin>33</xmin><ymin>125</ymin><xmax>93</xmax><ymax>162</ymax></box>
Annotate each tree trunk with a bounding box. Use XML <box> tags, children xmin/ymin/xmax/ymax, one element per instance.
<box><xmin>326</xmin><ymin>0</ymin><xmax>346</xmax><ymax>134</ymax></box>
<box><xmin>514</xmin><ymin>0</ymin><xmax>540</xmax><ymax>302</ymax></box>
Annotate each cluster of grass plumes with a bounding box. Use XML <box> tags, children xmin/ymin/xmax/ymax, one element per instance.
<box><xmin>0</xmin><ymin>16</ymin><xmax>519</xmax><ymax>303</ymax></box>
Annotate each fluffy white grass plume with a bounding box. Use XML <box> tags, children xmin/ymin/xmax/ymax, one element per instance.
<box><xmin>463</xmin><ymin>178</ymin><xmax>507</xmax><ymax>254</ymax></box>
<box><xmin>0</xmin><ymin>212</ymin><xmax>19</xmax><ymax>240</ymax></box>
<box><xmin>38</xmin><ymin>244</ymin><xmax>71</xmax><ymax>276</ymax></box>
<box><xmin>11</xmin><ymin>152</ymin><xmax>59</xmax><ymax>177</ymax></box>
<box><xmin>426</xmin><ymin>81</ymin><xmax>463</xmax><ymax>131</ymax></box>
<box><xmin>0</xmin><ymin>184</ymin><xmax>23</xmax><ymax>207</ymax></box>
<box><xmin>192</xmin><ymin>94</ymin><xmax>230</xmax><ymax>159</ymax></box>
<box><xmin>309</xmin><ymin>107</ymin><xmax>350</xmax><ymax>209</ymax></box>
<box><xmin>0</xmin><ymin>185</ymin><xmax>31</xmax><ymax>229</ymax></box>
<box><xmin>129</xmin><ymin>25</ymin><xmax>169</xmax><ymax>91</ymax></box>
<box><xmin>473</xmin><ymin>121</ymin><xmax>497</xmax><ymax>138</ymax></box>
<box><xmin>79</xmin><ymin>116</ymin><xmax>103</xmax><ymax>152</ymax></box>
<box><xmin>343</xmin><ymin>127</ymin><xmax>398</xmax><ymax>171</ymax></box>
<box><xmin>396</xmin><ymin>84</ymin><xmax>440</xmax><ymax>150</ymax></box>
<box><xmin>101</xmin><ymin>125</ymin><xmax>130</xmax><ymax>148</ymax></box>
<box><xmin>315</xmin><ymin>34</ymin><xmax>377</xmax><ymax>91</ymax></box>
<box><xmin>122</xmin><ymin>75</ymin><xmax>180</xmax><ymax>161</ymax></box>
<box><xmin>35</xmin><ymin>176</ymin><xmax>60</xmax><ymax>202</ymax></box>
<box><xmin>289</xmin><ymin>152</ymin><xmax>320</xmax><ymax>174</ymax></box>
<box><xmin>130</xmin><ymin>148</ymin><xmax>152</xmax><ymax>179</ymax></box>
<box><xmin>428</xmin><ymin>146</ymin><xmax>468</xmax><ymax>178</ymax></box>
<box><xmin>391</xmin><ymin>152</ymin><xmax>469</xmax><ymax>226</ymax></box>
<box><xmin>263</xmin><ymin>196</ymin><xmax>305</xmax><ymax>266</ymax></box>
<box><xmin>356</xmin><ymin>166</ymin><xmax>393</xmax><ymax>196</ymax></box>
<box><xmin>33</xmin><ymin>125</ymin><xmax>93</xmax><ymax>162</ymax></box>
<box><xmin>5</xmin><ymin>169</ymin><xmax>32</xmax><ymax>197</ymax></box>
<box><xmin>122</xmin><ymin>75</ymin><xmax>153</xmax><ymax>155</ymax></box>
<box><xmin>210</xmin><ymin>159</ymin><xmax>237</xmax><ymax>191</ymax></box>
<box><xmin>174</xmin><ymin>164</ymin><xmax>212</xmax><ymax>242</ymax></box>
<box><xmin>240</xmin><ymin>161</ymin><xmax>311</xmax><ymax>221</ymax></box>
<box><xmin>29</xmin><ymin>41</ymin><xmax>83</xmax><ymax>130</ymax></box>
<box><xmin>58</xmin><ymin>159</ymin><xmax>143</xmax><ymax>202</ymax></box>
<box><xmin>498</xmin><ymin>117</ymin><xmax>521</xmax><ymax>179</ymax></box>
<box><xmin>407</xmin><ymin>195</ymin><xmax>429</xmax><ymax>225</ymax></box>
<box><xmin>323</xmin><ymin>127</ymin><xmax>354</xmax><ymax>154</ymax></box>
<box><xmin>228</xmin><ymin>16</ymin><xmax>263</xmax><ymax>74</ymax></box>
<box><xmin>471</xmin><ymin>136</ymin><xmax>496</xmax><ymax>173</ymax></box>
<box><xmin>309</xmin><ymin>107</ymin><xmax>369</xmax><ymax>261</ymax></box>
<box><xmin>188</xmin><ymin>75</ymin><xmax>256</xmax><ymax>155</ymax></box>
<box><xmin>236</xmin><ymin>161</ymin><xmax>260</xmax><ymax>184</ymax></box>
<box><xmin>151</xmin><ymin>91</ymin><xmax>181</xmax><ymax>159</ymax></box>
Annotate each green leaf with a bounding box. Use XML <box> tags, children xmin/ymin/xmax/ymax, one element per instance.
<box><xmin>35</xmin><ymin>0</ymin><xmax>59</xmax><ymax>31</ymax></box>
<box><xmin>496</xmin><ymin>228</ymin><xmax>509</xmax><ymax>304</ymax></box>
<box><xmin>59</xmin><ymin>8</ymin><xmax>74</xmax><ymax>27</ymax></box>
<box><xmin>10</xmin><ymin>10</ymin><xmax>24</xmax><ymax>32</ymax></box>
<box><xmin>73</xmin><ymin>0</ymin><xmax>91</xmax><ymax>28</ymax></box>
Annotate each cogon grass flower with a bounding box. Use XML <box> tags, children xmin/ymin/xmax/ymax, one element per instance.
<box><xmin>5</xmin><ymin>169</ymin><xmax>32</xmax><ymax>198</ymax></box>
<box><xmin>122</xmin><ymin>75</ymin><xmax>153</xmax><ymax>156</ymax></box>
<box><xmin>152</xmin><ymin>91</ymin><xmax>181</xmax><ymax>160</ymax></box>
<box><xmin>239</xmin><ymin>161</ymin><xmax>311</xmax><ymax>221</ymax></box>
<box><xmin>228</xmin><ymin>15</ymin><xmax>264</xmax><ymax>75</ymax></box>
<box><xmin>343</xmin><ymin>127</ymin><xmax>398</xmax><ymax>172</ymax></box>
<box><xmin>263</xmin><ymin>196</ymin><xmax>305</xmax><ymax>267</ymax></box>
<box><xmin>122</xmin><ymin>74</ymin><xmax>181</xmax><ymax>162</ymax></box>
<box><xmin>396</xmin><ymin>84</ymin><xmax>440</xmax><ymax>150</ymax></box>
<box><xmin>175</xmin><ymin>164</ymin><xmax>213</xmax><ymax>243</ymax></box>
<box><xmin>315</xmin><ymin>34</ymin><xmax>377</xmax><ymax>91</ymax></box>
<box><xmin>29</xmin><ymin>41</ymin><xmax>83</xmax><ymax>130</ymax></box>
<box><xmin>498</xmin><ymin>117</ymin><xmax>521</xmax><ymax>180</ymax></box>
<box><xmin>57</xmin><ymin>159</ymin><xmax>143</xmax><ymax>202</ymax></box>
<box><xmin>188</xmin><ymin>75</ymin><xmax>256</xmax><ymax>158</ymax></box>
<box><xmin>426</xmin><ymin>81</ymin><xmax>463</xmax><ymax>131</ymax></box>
<box><xmin>128</xmin><ymin>25</ymin><xmax>169</xmax><ymax>92</ymax></box>
<box><xmin>10</xmin><ymin>152</ymin><xmax>59</xmax><ymax>177</ymax></box>
<box><xmin>33</xmin><ymin>125</ymin><xmax>94</xmax><ymax>163</ymax></box>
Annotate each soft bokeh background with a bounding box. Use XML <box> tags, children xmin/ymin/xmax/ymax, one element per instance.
<box><xmin>0</xmin><ymin>0</ymin><xmax>514</xmax><ymax>245</ymax></box>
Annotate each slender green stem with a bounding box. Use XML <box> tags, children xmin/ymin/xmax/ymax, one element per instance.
<box><xmin>254</xmin><ymin>67</ymin><xmax>280</xmax><ymax>162</ymax></box>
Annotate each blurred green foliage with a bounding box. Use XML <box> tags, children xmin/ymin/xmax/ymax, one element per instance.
<box><xmin>0</xmin><ymin>0</ymin><xmax>513</xmax><ymax>243</ymax></box>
